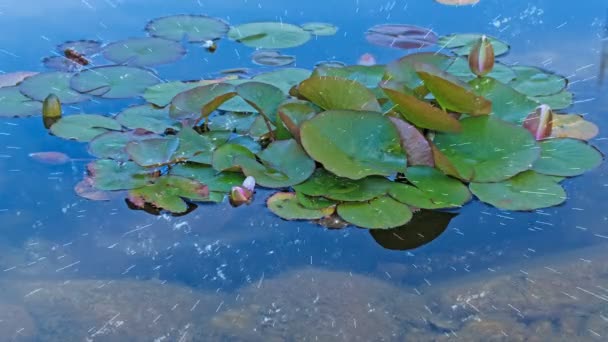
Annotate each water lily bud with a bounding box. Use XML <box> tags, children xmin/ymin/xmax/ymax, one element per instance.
<box><xmin>468</xmin><ymin>35</ymin><xmax>495</xmax><ymax>77</ymax></box>
<box><xmin>523</xmin><ymin>104</ymin><xmax>553</xmax><ymax>140</ymax></box>
<box><xmin>42</xmin><ymin>93</ymin><xmax>62</xmax><ymax>129</ymax></box>
<box><xmin>229</xmin><ymin>186</ymin><xmax>253</xmax><ymax>207</ymax></box>
<box><xmin>242</xmin><ymin>176</ymin><xmax>256</xmax><ymax>192</ymax></box>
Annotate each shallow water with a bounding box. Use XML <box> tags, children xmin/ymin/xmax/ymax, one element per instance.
<box><xmin>0</xmin><ymin>0</ymin><xmax>607</xmax><ymax>340</ymax></box>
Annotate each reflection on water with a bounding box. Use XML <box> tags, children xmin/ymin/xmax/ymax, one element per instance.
<box><xmin>0</xmin><ymin>0</ymin><xmax>607</xmax><ymax>340</ymax></box>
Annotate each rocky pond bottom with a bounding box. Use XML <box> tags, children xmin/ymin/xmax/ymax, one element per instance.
<box><xmin>1</xmin><ymin>243</ymin><xmax>607</xmax><ymax>341</ymax></box>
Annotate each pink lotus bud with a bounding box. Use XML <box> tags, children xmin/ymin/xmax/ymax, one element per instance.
<box><xmin>242</xmin><ymin>176</ymin><xmax>256</xmax><ymax>192</ymax></box>
<box><xmin>468</xmin><ymin>35</ymin><xmax>495</xmax><ymax>77</ymax></box>
<box><xmin>357</xmin><ymin>53</ymin><xmax>377</xmax><ymax>66</ymax></box>
<box><xmin>229</xmin><ymin>186</ymin><xmax>253</xmax><ymax>207</ymax></box>
<box><xmin>523</xmin><ymin>104</ymin><xmax>553</xmax><ymax>140</ymax></box>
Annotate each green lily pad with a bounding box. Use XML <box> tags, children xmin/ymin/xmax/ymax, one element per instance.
<box><xmin>469</xmin><ymin>77</ymin><xmax>538</xmax><ymax>124</ymax></box>
<box><xmin>268</xmin><ymin>192</ymin><xmax>334</xmax><ymax>220</ymax></box>
<box><xmin>469</xmin><ymin>171</ymin><xmax>566</xmax><ymax>211</ymax></box>
<box><xmin>58</xmin><ymin>39</ymin><xmax>102</xmax><ymax>55</ymax></box>
<box><xmin>301</xmin><ymin>22</ymin><xmax>338</xmax><ymax>36</ymax></box>
<box><xmin>19</xmin><ymin>72</ymin><xmax>89</xmax><ymax>104</ymax></box>
<box><xmin>276</xmin><ymin>101</ymin><xmax>317</xmax><ymax>141</ymax></box>
<box><xmin>170</xmin><ymin>163</ymin><xmax>244</xmax><ymax>193</ymax></box>
<box><xmin>228</xmin><ymin>22</ymin><xmax>311</xmax><ymax>49</ymax></box>
<box><xmin>438</xmin><ymin>34</ymin><xmax>509</xmax><ymax>56</ymax></box>
<box><xmin>509</xmin><ymin>66</ymin><xmax>567</xmax><ymax>97</ymax></box>
<box><xmin>115</xmin><ymin>105</ymin><xmax>180</xmax><ymax>134</ymax></box>
<box><xmin>70</xmin><ymin>66</ymin><xmax>160</xmax><ymax>99</ymax></box>
<box><xmin>295</xmin><ymin>192</ymin><xmax>337</xmax><ymax>210</ymax></box>
<box><xmin>212</xmin><ymin>143</ymin><xmax>256</xmax><ymax>172</ymax></box>
<box><xmin>252</xmin><ymin>68</ymin><xmax>311</xmax><ymax>94</ymax></box>
<box><xmin>532</xmin><ymin>90</ymin><xmax>573</xmax><ymax>110</ymax></box>
<box><xmin>144</xmin><ymin>80</ymin><xmax>221</xmax><ymax>107</ymax></box>
<box><xmin>208</xmin><ymin>112</ymin><xmax>256</xmax><ymax>133</ymax></box>
<box><xmin>384</xmin><ymin>52</ymin><xmax>453</xmax><ymax>89</ymax></box>
<box><xmin>0</xmin><ymin>86</ymin><xmax>42</xmax><ymax>117</ymax></box>
<box><xmin>382</xmin><ymin>87</ymin><xmax>461</xmax><ymax>132</ymax></box>
<box><xmin>145</xmin><ymin>15</ymin><xmax>229</xmax><ymax>42</ymax></box>
<box><xmin>301</xmin><ymin>110</ymin><xmax>406</xmax><ymax>179</ymax></box>
<box><xmin>228</xmin><ymin>136</ymin><xmax>262</xmax><ymax>153</ymax></box>
<box><xmin>365</xmin><ymin>24</ymin><xmax>437</xmax><ymax>50</ymax></box>
<box><xmin>416</xmin><ymin>63</ymin><xmax>492</xmax><ymax>115</ymax></box>
<box><xmin>388</xmin><ymin>166</ymin><xmax>471</xmax><ymax>209</ymax></box>
<box><xmin>170</xmin><ymin>83</ymin><xmax>237</xmax><ymax>120</ymax></box>
<box><xmin>50</xmin><ymin>114</ymin><xmax>122</xmax><ymax>142</ymax></box>
<box><xmin>103</xmin><ymin>37</ymin><xmax>186</xmax><ymax>67</ymax></box>
<box><xmin>237</xmin><ymin>139</ymin><xmax>316</xmax><ymax>188</ymax></box>
<box><xmin>248</xmin><ymin>114</ymin><xmax>276</xmax><ymax>138</ymax></box>
<box><xmin>251</xmin><ymin>50</ymin><xmax>295</xmax><ymax>67</ymax></box>
<box><xmin>128</xmin><ymin>176</ymin><xmax>209</xmax><ymax>213</ymax></box>
<box><xmin>532</xmin><ymin>138</ymin><xmax>602</xmax><ymax>177</ymax></box>
<box><xmin>446</xmin><ymin>57</ymin><xmax>516</xmax><ymax>83</ymax></box>
<box><xmin>125</xmin><ymin>137</ymin><xmax>179</xmax><ymax>167</ymax></box>
<box><xmin>434</xmin><ymin>116</ymin><xmax>540</xmax><ymax>182</ymax></box>
<box><xmin>298</xmin><ymin>76</ymin><xmax>381</xmax><ymax>112</ymax></box>
<box><xmin>88</xmin><ymin>131</ymin><xmax>158</xmax><ymax>161</ymax></box>
<box><xmin>312</xmin><ymin>65</ymin><xmax>385</xmax><ymax>88</ymax></box>
<box><xmin>236</xmin><ymin>82</ymin><xmax>285</xmax><ymax>122</ymax></box>
<box><xmin>294</xmin><ymin>169</ymin><xmax>393</xmax><ymax>201</ymax></box>
<box><xmin>337</xmin><ymin>196</ymin><xmax>413</xmax><ymax>229</ymax></box>
<box><xmin>550</xmin><ymin>114</ymin><xmax>599</xmax><ymax>140</ymax></box>
<box><xmin>172</xmin><ymin>127</ymin><xmax>230</xmax><ymax>164</ymax></box>
<box><xmin>87</xmin><ymin>159</ymin><xmax>153</xmax><ymax>191</ymax></box>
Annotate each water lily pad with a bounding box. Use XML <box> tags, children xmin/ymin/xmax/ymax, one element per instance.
<box><xmin>295</xmin><ymin>192</ymin><xmax>337</xmax><ymax>210</ymax></box>
<box><xmin>384</xmin><ymin>52</ymin><xmax>453</xmax><ymax>89</ymax></box>
<box><xmin>0</xmin><ymin>86</ymin><xmax>42</xmax><ymax>117</ymax></box>
<box><xmin>19</xmin><ymin>71</ymin><xmax>89</xmax><ymax>104</ymax></box>
<box><xmin>172</xmin><ymin>127</ymin><xmax>230</xmax><ymax>164</ymax></box>
<box><xmin>298</xmin><ymin>76</ymin><xmax>381</xmax><ymax>112</ymax></box>
<box><xmin>0</xmin><ymin>71</ymin><xmax>38</xmax><ymax>88</ymax></box>
<box><xmin>208</xmin><ymin>112</ymin><xmax>256</xmax><ymax>133</ymax></box>
<box><xmin>509</xmin><ymin>66</ymin><xmax>567</xmax><ymax>97</ymax></box>
<box><xmin>103</xmin><ymin>37</ymin><xmax>186</xmax><ymax>67</ymax></box>
<box><xmin>115</xmin><ymin>105</ymin><xmax>180</xmax><ymax>134</ymax></box>
<box><xmin>382</xmin><ymin>87</ymin><xmax>462</xmax><ymax>132</ymax></box>
<box><xmin>228</xmin><ymin>136</ymin><xmax>262</xmax><ymax>153</ymax></box>
<box><xmin>416</xmin><ymin>63</ymin><xmax>491</xmax><ymax>115</ymax></box>
<box><xmin>58</xmin><ymin>40</ymin><xmax>102</xmax><ymax>55</ymax></box>
<box><xmin>228</xmin><ymin>22</ymin><xmax>311</xmax><ymax>49</ymax></box>
<box><xmin>532</xmin><ymin>138</ymin><xmax>602</xmax><ymax>177</ymax></box>
<box><xmin>388</xmin><ymin>117</ymin><xmax>434</xmax><ymax>166</ymax></box>
<box><xmin>550</xmin><ymin>114</ymin><xmax>599</xmax><ymax>140</ymax></box>
<box><xmin>128</xmin><ymin>176</ymin><xmax>209</xmax><ymax>213</ymax></box>
<box><xmin>212</xmin><ymin>143</ymin><xmax>256</xmax><ymax>172</ymax></box>
<box><xmin>170</xmin><ymin>83</ymin><xmax>237</xmax><ymax>120</ymax></box>
<box><xmin>337</xmin><ymin>195</ymin><xmax>413</xmax><ymax>229</ymax></box>
<box><xmin>434</xmin><ymin>116</ymin><xmax>540</xmax><ymax>182</ymax></box>
<box><xmin>170</xmin><ymin>163</ymin><xmax>245</xmax><ymax>193</ymax></box>
<box><xmin>236</xmin><ymin>82</ymin><xmax>285</xmax><ymax>122</ymax></box>
<box><xmin>301</xmin><ymin>22</ymin><xmax>338</xmax><ymax>36</ymax></box>
<box><xmin>126</xmin><ymin>137</ymin><xmax>179</xmax><ymax>167</ymax></box>
<box><xmin>88</xmin><ymin>131</ymin><xmax>158</xmax><ymax>161</ymax></box>
<box><xmin>144</xmin><ymin>80</ymin><xmax>223</xmax><ymax>107</ymax></box>
<box><xmin>295</xmin><ymin>169</ymin><xmax>392</xmax><ymax>201</ymax></box>
<box><xmin>438</xmin><ymin>34</ymin><xmax>509</xmax><ymax>56</ymax></box>
<box><xmin>469</xmin><ymin>170</ymin><xmax>566</xmax><ymax>211</ymax></box>
<box><xmin>50</xmin><ymin>114</ymin><xmax>122</xmax><ymax>142</ymax></box>
<box><xmin>276</xmin><ymin>101</ymin><xmax>317</xmax><ymax>141</ymax></box>
<box><xmin>70</xmin><ymin>66</ymin><xmax>160</xmax><ymax>99</ymax></box>
<box><xmin>145</xmin><ymin>15</ymin><xmax>229</xmax><ymax>42</ymax></box>
<box><xmin>388</xmin><ymin>166</ymin><xmax>471</xmax><ymax>209</ymax></box>
<box><xmin>312</xmin><ymin>65</ymin><xmax>385</xmax><ymax>88</ymax></box>
<box><xmin>315</xmin><ymin>60</ymin><xmax>346</xmax><ymax>68</ymax></box>
<box><xmin>237</xmin><ymin>139</ymin><xmax>316</xmax><ymax>188</ymax></box>
<box><xmin>251</xmin><ymin>50</ymin><xmax>295</xmax><ymax>66</ymax></box>
<box><xmin>469</xmin><ymin>77</ymin><xmax>538</xmax><ymax>123</ymax></box>
<box><xmin>446</xmin><ymin>57</ymin><xmax>516</xmax><ymax>83</ymax></box>
<box><xmin>365</xmin><ymin>24</ymin><xmax>437</xmax><ymax>49</ymax></box>
<box><xmin>252</xmin><ymin>68</ymin><xmax>311</xmax><ymax>94</ymax></box>
<box><xmin>532</xmin><ymin>90</ymin><xmax>573</xmax><ymax>110</ymax></box>
<box><xmin>300</xmin><ymin>110</ymin><xmax>406</xmax><ymax>179</ymax></box>
<box><xmin>87</xmin><ymin>159</ymin><xmax>153</xmax><ymax>191</ymax></box>
<box><xmin>42</xmin><ymin>56</ymin><xmax>82</xmax><ymax>72</ymax></box>
<box><xmin>268</xmin><ymin>192</ymin><xmax>334</xmax><ymax>220</ymax></box>
<box><xmin>74</xmin><ymin>177</ymin><xmax>112</xmax><ymax>201</ymax></box>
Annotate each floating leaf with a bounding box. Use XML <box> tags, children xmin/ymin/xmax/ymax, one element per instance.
<box><xmin>365</xmin><ymin>24</ymin><xmax>437</xmax><ymax>49</ymax></box>
<box><xmin>170</xmin><ymin>163</ymin><xmax>244</xmax><ymax>193</ymax></box>
<box><xmin>57</xmin><ymin>40</ymin><xmax>102</xmax><ymax>55</ymax></box>
<box><xmin>70</xmin><ymin>66</ymin><xmax>160</xmax><ymax>99</ymax></box>
<box><xmin>0</xmin><ymin>71</ymin><xmax>38</xmax><ymax>88</ymax></box>
<box><xmin>42</xmin><ymin>56</ymin><xmax>81</xmax><ymax>72</ymax></box>
<box><xmin>87</xmin><ymin>159</ymin><xmax>153</xmax><ymax>190</ymax></box>
<box><xmin>434</xmin><ymin>116</ymin><xmax>540</xmax><ymax>182</ymax></box>
<box><xmin>388</xmin><ymin>166</ymin><xmax>471</xmax><ymax>209</ymax></box>
<box><xmin>509</xmin><ymin>66</ymin><xmax>567</xmax><ymax>97</ymax></box>
<box><xmin>337</xmin><ymin>195</ymin><xmax>413</xmax><ymax>229</ymax></box>
<box><xmin>228</xmin><ymin>22</ymin><xmax>311</xmax><ymax>49</ymax></box>
<box><xmin>300</xmin><ymin>172</ymin><xmax>392</xmax><ymax>202</ymax></box>
<box><xmin>19</xmin><ymin>71</ymin><xmax>89</xmax><ymax>104</ymax></box>
<box><xmin>388</xmin><ymin>117</ymin><xmax>434</xmax><ymax>166</ymax></box>
<box><xmin>416</xmin><ymin>63</ymin><xmax>491</xmax><ymax>115</ymax></box>
<box><xmin>268</xmin><ymin>192</ymin><xmax>334</xmax><ymax>220</ymax></box>
<box><xmin>277</xmin><ymin>101</ymin><xmax>317</xmax><ymax>141</ymax></box>
<box><xmin>50</xmin><ymin>114</ymin><xmax>122</xmax><ymax>142</ymax></box>
<box><xmin>469</xmin><ymin>77</ymin><xmax>538</xmax><ymax>123</ymax></box>
<box><xmin>300</xmin><ymin>110</ymin><xmax>405</xmax><ymax>179</ymax></box>
<box><xmin>236</xmin><ymin>82</ymin><xmax>285</xmax><ymax>123</ymax></box>
<box><xmin>128</xmin><ymin>176</ymin><xmax>209</xmax><ymax>213</ymax></box>
<box><xmin>29</xmin><ymin>151</ymin><xmax>71</xmax><ymax>165</ymax></box>
<box><xmin>532</xmin><ymin>138</ymin><xmax>602</xmax><ymax>177</ymax></box>
<box><xmin>170</xmin><ymin>83</ymin><xmax>237</xmax><ymax>120</ymax></box>
<box><xmin>115</xmin><ymin>105</ymin><xmax>180</xmax><ymax>134</ymax></box>
<box><xmin>74</xmin><ymin>177</ymin><xmax>112</xmax><ymax>201</ymax></box>
<box><xmin>172</xmin><ymin>127</ymin><xmax>230</xmax><ymax>164</ymax></box>
<box><xmin>315</xmin><ymin>60</ymin><xmax>346</xmax><ymax>68</ymax></box>
<box><xmin>438</xmin><ymin>34</ymin><xmax>509</xmax><ymax>56</ymax></box>
<box><xmin>301</xmin><ymin>22</ymin><xmax>338</xmax><ymax>36</ymax></box>
<box><xmin>295</xmin><ymin>192</ymin><xmax>337</xmax><ymax>210</ymax></box>
<box><xmin>382</xmin><ymin>87</ymin><xmax>462</xmax><ymax>132</ymax></box>
<box><xmin>312</xmin><ymin>65</ymin><xmax>385</xmax><ymax>88</ymax></box>
<box><xmin>252</xmin><ymin>68</ymin><xmax>311</xmax><ymax>94</ymax></box>
<box><xmin>251</xmin><ymin>50</ymin><xmax>295</xmax><ymax>66</ymax></box>
<box><xmin>145</xmin><ymin>15</ymin><xmax>229</xmax><ymax>42</ymax></box>
<box><xmin>126</xmin><ymin>137</ymin><xmax>179</xmax><ymax>167</ymax></box>
<box><xmin>212</xmin><ymin>143</ymin><xmax>256</xmax><ymax>172</ymax></box>
<box><xmin>446</xmin><ymin>57</ymin><xmax>515</xmax><ymax>83</ymax></box>
<box><xmin>470</xmin><ymin>171</ymin><xmax>566</xmax><ymax>211</ymax></box>
<box><xmin>0</xmin><ymin>86</ymin><xmax>42</xmax><ymax>117</ymax></box>
<box><xmin>298</xmin><ymin>76</ymin><xmax>381</xmax><ymax>112</ymax></box>
<box><xmin>550</xmin><ymin>114</ymin><xmax>599</xmax><ymax>140</ymax></box>
<box><xmin>208</xmin><ymin>112</ymin><xmax>256</xmax><ymax>133</ymax></box>
<box><xmin>384</xmin><ymin>52</ymin><xmax>453</xmax><ymax>89</ymax></box>
<box><xmin>294</xmin><ymin>168</ymin><xmax>358</xmax><ymax>196</ymax></box>
<box><xmin>103</xmin><ymin>37</ymin><xmax>186</xmax><ymax>67</ymax></box>
<box><xmin>532</xmin><ymin>90</ymin><xmax>573</xmax><ymax>110</ymax></box>
<box><xmin>88</xmin><ymin>131</ymin><xmax>157</xmax><ymax>161</ymax></box>
<box><xmin>143</xmin><ymin>80</ymin><xmax>225</xmax><ymax>107</ymax></box>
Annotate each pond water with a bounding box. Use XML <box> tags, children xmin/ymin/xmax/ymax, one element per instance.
<box><xmin>0</xmin><ymin>0</ymin><xmax>607</xmax><ymax>340</ymax></box>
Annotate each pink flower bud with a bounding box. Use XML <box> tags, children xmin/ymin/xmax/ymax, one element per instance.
<box><xmin>229</xmin><ymin>186</ymin><xmax>253</xmax><ymax>207</ymax></box>
<box><xmin>523</xmin><ymin>104</ymin><xmax>553</xmax><ymax>140</ymax></box>
<box><xmin>468</xmin><ymin>35</ymin><xmax>495</xmax><ymax>77</ymax></box>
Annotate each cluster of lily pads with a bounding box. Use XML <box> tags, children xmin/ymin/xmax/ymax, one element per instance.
<box><xmin>0</xmin><ymin>14</ymin><xmax>603</xmax><ymax>230</ymax></box>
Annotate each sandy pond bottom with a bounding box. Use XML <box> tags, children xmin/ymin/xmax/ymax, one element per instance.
<box><xmin>0</xmin><ymin>243</ymin><xmax>606</xmax><ymax>342</ymax></box>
